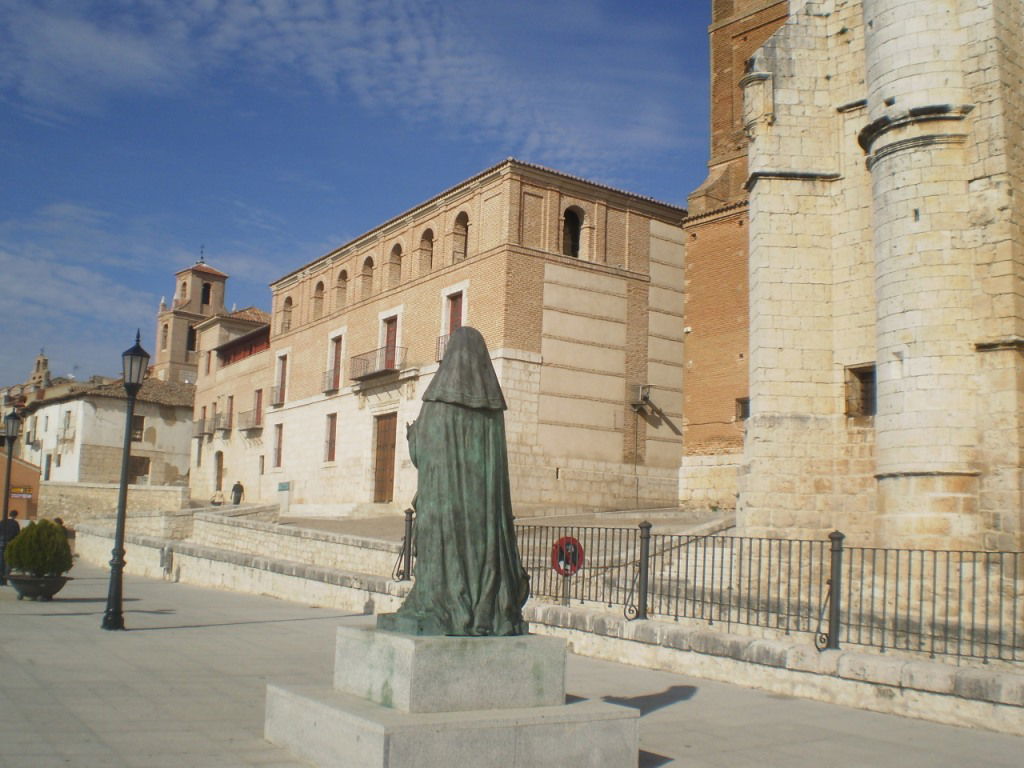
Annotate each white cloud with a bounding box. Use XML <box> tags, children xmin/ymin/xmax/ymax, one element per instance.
<box><xmin>0</xmin><ymin>0</ymin><xmax>700</xmax><ymax>176</ymax></box>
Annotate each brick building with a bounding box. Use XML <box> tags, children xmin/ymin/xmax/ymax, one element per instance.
<box><xmin>740</xmin><ymin>0</ymin><xmax>1024</xmax><ymax>550</ymax></box>
<box><xmin>190</xmin><ymin>159</ymin><xmax>686</xmax><ymax>516</ymax></box>
<box><xmin>679</xmin><ymin>0</ymin><xmax>788</xmax><ymax>511</ymax></box>
<box><xmin>151</xmin><ymin>261</ymin><xmax>230</xmax><ymax>385</ymax></box>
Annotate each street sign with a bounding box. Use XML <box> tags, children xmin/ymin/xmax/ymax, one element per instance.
<box><xmin>551</xmin><ymin>536</ymin><xmax>584</xmax><ymax>576</ymax></box>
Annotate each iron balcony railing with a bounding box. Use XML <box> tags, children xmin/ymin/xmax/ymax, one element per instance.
<box><xmin>236</xmin><ymin>410</ymin><xmax>263</xmax><ymax>430</ymax></box>
<box><xmin>192</xmin><ymin>418</ymin><xmax>211</xmax><ymax>437</ymax></box>
<box><xmin>350</xmin><ymin>345</ymin><xmax>406</xmax><ymax>380</ymax></box>
<box><xmin>511</xmin><ymin>524</ymin><xmax>1023</xmax><ymax>664</ymax></box>
<box><xmin>323</xmin><ymin>368</ymin><xmax>343</xmax><ymax>393</ymax></box>
<box><xmin>270</xmin><ymin>385</ymin><xmax>285</xmax><ymax>406</ymax></box>
<box><xmin>57</xmin><ymin>427</ymin><xmax>75</xmax><ymax>443</ymax></box>
<box><xmin>213</xmin><ymin>412</ymin><xmax>232</xmax><ymax>432</ymax></box>
<box><xmin>435</xmin><ymin>334</ymin><xmax>450</xmax><ymax>362</ymax></box>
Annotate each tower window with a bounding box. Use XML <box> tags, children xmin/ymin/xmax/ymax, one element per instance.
<box><xmin>388</xmin><ymin>244</ymin><xmax>402</xmax><ymax>288</ymax></box>
<box><xmin>735</xmin><ymin>397</ymin><xmax>750</xmax><ymax>421</ymax></box>
<box><xmin>361</xmin><ymin>257</ymin><xmax>375</xmax><ymax>299</ymax></box>
<box><xmin>313</xmin><ymin>281</ymin><xmax>325</xmax><ymax>320</ymax></box>
<box><xmin>201</xmin><ymin>282</ymin><xmax>212</xmax><ymax>305</ymax></box>
<box><xmin>281</xmin><ymin>297</ymin><xmax>293</xmax><ymax>333</ymax></box>
<box><xmin>186</xmin><ymin>326</ymin><xmax>197</xmax><ymax>352</ymax></box>
<box><xmin>846</xmin><ymin>364</ymin><xmax>876</xmax><ymax>417</ymax></box>
<box><xmin>420</xmin><ymin>229</ymin><xmax>434</xmax><ymax>272</ymax></box>
<box><xmin>336</xmin><ymin>270</ymin><xmax>348</xmax><ymax>309</ymax></box>
<box><xmin>563</xmin><ymin>208</ymin><xmax>582</xmax><ymax>258</ymax></box>
<box><xmin>453</xmin><ymin>212</ymin><xmax>469</xmax><ymax>262</ymax></box>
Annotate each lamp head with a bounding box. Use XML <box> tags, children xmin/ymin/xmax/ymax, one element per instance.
<box><xmin>122</xmin><ymin>330</ymin><xmax>151</xmax><ymax>392</ymax></box>
<box><xmin>3</xmin><ymin>409</ymin><xmax>21</xmax><ymax>441</ymax></box>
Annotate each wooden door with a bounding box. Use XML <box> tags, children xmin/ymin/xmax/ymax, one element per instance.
<box><xmin>373</xmin><ymin>413</ymin><xmax>398</xmax><ymax>502</ymax></box>
<box><xmin>448</xmin><ymin>292</ymin><xmax>463</xmax><ymax>334</ymax></box>
<box><xmin>331</xmin><ymin>336</ymin><xmax>343</xmax><ymax>389</ymax></box>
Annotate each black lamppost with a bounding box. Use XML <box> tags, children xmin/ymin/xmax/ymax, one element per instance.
<box><xmin>1</xmin><ymin>410</ymin><xmax>22</xmax><ymax>586</ymax></box>
<box><xmin>102</xmin><ymin>331</ymin><xmax>150</xmax><ymax>630</ymax></box>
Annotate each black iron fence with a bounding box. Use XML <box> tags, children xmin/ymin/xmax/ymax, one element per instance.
<box><xmin>511</xmin><ymin>523</ymin><xmax>1023</xmax><ymax>663</ymax></box>
<box><xmin>350</xmin><ymin>345</ymin><xmax>406</xmax><ymax>380</ymax></box>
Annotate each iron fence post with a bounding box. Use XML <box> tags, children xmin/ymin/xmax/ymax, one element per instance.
<box><xmin>827</xmin><ymin>530</ymin><xmax>844</xmax><ymax>650</ymax></box>
<box><xmin>400</xmin><ymin>507</ymin><xmax>414</xmax><ymax>581</ymax></box>
<box><xmin>637</xmin><ymin>521</ymin><xmax>652</xmax><ymax>620</ymax></box>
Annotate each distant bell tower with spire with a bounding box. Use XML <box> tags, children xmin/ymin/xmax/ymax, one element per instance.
<box><xmin>151</xmin><ymin>251</ymin><xmax>229</xmax><ymax>384</ymax></box>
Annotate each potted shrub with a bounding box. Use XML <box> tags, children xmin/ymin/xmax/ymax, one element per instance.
<box><xmin>4</xmin><ymin>519</ymin><xmax>74</xmax><ymax>601</ymax></box>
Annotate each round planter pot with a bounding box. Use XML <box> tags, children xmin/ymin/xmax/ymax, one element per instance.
<box><xmin>7</xmin><ymin>575</ymin><xmax>72</xmax><ymax>601</ymax></box>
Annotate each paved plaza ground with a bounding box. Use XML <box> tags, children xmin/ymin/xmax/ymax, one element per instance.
<box><xmin>1</xmin><ymin>562</ymin><xmax>1021</xmax><ymax>767</ymax></box>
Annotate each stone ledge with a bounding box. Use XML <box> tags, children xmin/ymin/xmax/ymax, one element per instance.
<box><xmin>194</xmin><ymin>512</ymin><xmax>402</xmax><ymax>553</ymax></box>
<box><xmin>523</xmin><ymin>602</ymin><xmax>1024</xmax><ymax>710</ymax></box>
<box><xmin>76</xmin><ymin>522</ymin><xmax>409</xmax><ymax>598</ymax></box>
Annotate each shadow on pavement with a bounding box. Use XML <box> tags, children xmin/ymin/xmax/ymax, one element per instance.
<box><xmin>639</xmin><ymin>750</ymin><xmax>673</xmax><ymax>768</ymax></box>
<box><xmin>602</xmin><ymin>684</ymin><xmax>698</xmax><ymax>714</ymax></box>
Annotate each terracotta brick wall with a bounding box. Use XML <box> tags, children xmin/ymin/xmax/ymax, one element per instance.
<box><xmin>682</xmin><ymin>206</ymin><xmax>749</xmax><ymax>456</ymax></box>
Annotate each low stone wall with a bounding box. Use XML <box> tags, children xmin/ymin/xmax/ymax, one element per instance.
<box><xmin>190</xmin><ymin>512</ymin><xmax>400</xmax><ymax>577</ymax></box>
<box><xmin>39</xmin><ymin>482</ymin><xmax>189</xmax><ymax>526</ymax></box>
<box><xmin>71</xmin><ymin>523</ymin><xmax>1024</xmax><ymax>736</ymax></box>
<box><xmin>74</xmin><ymin>524</ymin><xmax>407</xmax><ymax>616</ymax></box>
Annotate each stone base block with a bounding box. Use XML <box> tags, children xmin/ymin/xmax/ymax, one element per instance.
<box><xmin>333</xmin><ymin>626</ymin><xmax>566</xmax><ymax>712</ymax></box>
<box><xmin>265</xmin><ymin>683</ymin><xmax>639</xmax><ymax>768</ymax></box>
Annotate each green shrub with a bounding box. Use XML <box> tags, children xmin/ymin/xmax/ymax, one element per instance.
<box><xmin>5</xmin><ymin>520</ymin><xmax>73</xmax><ymax>577</ymax></box>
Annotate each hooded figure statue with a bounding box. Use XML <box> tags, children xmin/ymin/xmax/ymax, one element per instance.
<box><xmin>378</xmin><ymin>326</ymin><xmax>529</xmax><ymax>636</ymax></box>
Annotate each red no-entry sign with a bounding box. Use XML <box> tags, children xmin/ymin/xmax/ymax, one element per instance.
<box><xmin>551</xmin><ymin>536</ymin><xmax>584</xmax><ymax>576</ymax></box>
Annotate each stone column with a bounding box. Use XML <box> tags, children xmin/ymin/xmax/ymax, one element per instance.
<box><xmin>860</xmin><ymin>0</ymin><xmax>980</xmax><ymax>547</ymax></box>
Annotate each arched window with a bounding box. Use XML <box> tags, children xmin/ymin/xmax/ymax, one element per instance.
<box><xmin>361</xmin><ymin>257</ymin><xmax>375</xmax><ymax>299</ymax></box>
<box><xmin>201</xmin><ymin>282</ymin><xmax>212</xmax><ymax>305</ymax></box>
<box><xmin>179</xmin><ymin>280</ymin><xmax>188</xmax><ymax>304</ymax></box>
<box><xmin>312</xmin><ymin>281</ymin><xmax>324</xmax><ymax>320</ymax></box>
<box><xmin>281</xmin><ymin>297</ymin><xmax>293</xmax><ymax>333</ymax></box>
<box><xmin>562</xmin><ymin>208</ymin><xmax>582</xmax><ymax>258</ymax></box>
<box><xmin>387</xmin><ymin>244</ymin><xmax>402</xmax><ymax>288</ymax></box>
<box><xmin>420</xmin><ymin>229</ymin><xmax>434</xmax><ymax>273</ymax></box>
<box><xmin>453</xmin><ymin>212</ymin><xmax>468</xmax><ymax>262</ymax></box>
<box><xmin>336</xmin><ymin>269</ymin><xmax>348</xmax><ymax>309</ymax></box>
<box><xmin>160</xmin><ymin>324</ymin><xmax>169</xmax><ymax>351</ymax></box>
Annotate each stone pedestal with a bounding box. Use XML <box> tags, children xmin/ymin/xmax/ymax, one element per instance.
<box><xmin>265</xmin><ymin>627</ymin><xmax>638</xmax><ymax>767</ymax></box>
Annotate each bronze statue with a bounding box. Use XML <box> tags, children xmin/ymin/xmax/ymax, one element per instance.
<box><xmin>378</xmin><ymin>327</ymin><xmax>529</xmax><ymax>636</ymax></box>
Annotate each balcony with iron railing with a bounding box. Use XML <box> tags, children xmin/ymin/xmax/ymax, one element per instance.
<box><xmin>270</xmin><ymin>385</ymin><xmax>285</xmax><ymax>406</ymax></box>
<box><xmin>192</xmin><ymin>418</ymin><xmax>211</xmax><ymax>437</ymax></box>
<box><xmin>435</xmin><ymin>334</ymin><xmax>450</xmax><ymax>362</ymax></box>
<box><xmin>350</xmin><ymin>345</ymin><xmax>406</xmax><ymax>381</ymax></box>
<box><xmin>323</xmin><ymin>368</ymin><xmax>343</xmax><ymax>393</ymax></box>
<box><xmin>213</xmin><ymin>412</ymin><xmax>232</xmax><ymax>432</ymax></box>
<box><xmin>236</xmin><ymin>410</ymin><xmax>263</xmax><ymax>430</ymax></box>
<box><xmin>57</xmin><ymin>427</ymin><xmax>75</xmax><ymax>443</ymax></box>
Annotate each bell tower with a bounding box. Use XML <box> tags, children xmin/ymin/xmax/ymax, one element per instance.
<box><xmin>151</xmin><ymin>259</ymin><xmax>229</xmax><ymax>384</ymax></box>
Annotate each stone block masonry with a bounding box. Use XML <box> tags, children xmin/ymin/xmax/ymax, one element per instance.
<box><xmin>38</xmin><ymin>481</ymin><xmax>188</xmax><ymax>526</ymax></box>
<box><xmin>739</xmin><ymin>0</ymin><xmax>1024</xmax><ymax>549</ymax></box>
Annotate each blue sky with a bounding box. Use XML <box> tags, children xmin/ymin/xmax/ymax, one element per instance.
<box><xmin>0</xmin><ymin>0</ymin><xmax>711</xmax><ymax>385</ymax></box>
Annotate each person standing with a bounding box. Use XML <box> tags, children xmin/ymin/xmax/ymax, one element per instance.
<box><xmin>0</xmin><ymin>510</ymin><xmax>22</xmax><ymax>585</ymax></box>
<box><xmin>230</xmin><ymin>480</ymin><xmax>244</xmax><ymax>505</ymax></box>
